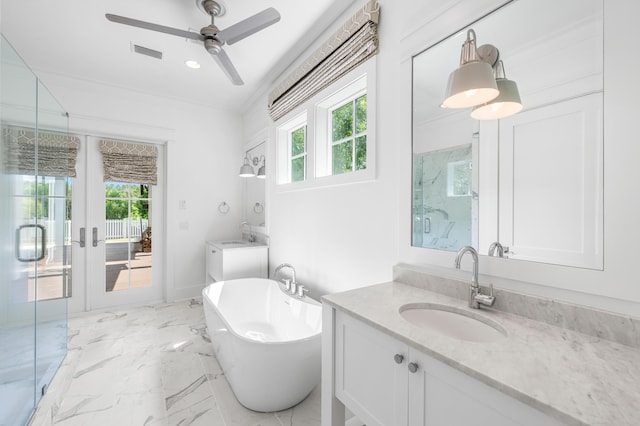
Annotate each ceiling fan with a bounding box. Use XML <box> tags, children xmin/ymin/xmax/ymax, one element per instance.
<box><xmin>106</xmin><ymin>0</ymin><xmax>281</xmax><ymax>85</ymax></box>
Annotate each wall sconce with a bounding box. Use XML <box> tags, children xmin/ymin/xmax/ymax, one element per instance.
<box><xmin>256</xmin><ymin>160</ymin><xmax>266</xmax><ymax>179</ymax></box>
<box><xmin>470</xmin><ymin>59</ymin><xmax>522</xmax><ymax>120</ymax></box>
<box><xmin>442</xmin><ymin>29</ymin><xmax>499</xmax><ymax>109</ymax></box>
<box><xmin>239</xmin><ymin>154</ymin><xmax>256</xmax><ymax>177</ymax></box>
<box><xmin>239</xmin><ymin>153</ymin><xmax>266</xmax><ymax>178</ymax></box>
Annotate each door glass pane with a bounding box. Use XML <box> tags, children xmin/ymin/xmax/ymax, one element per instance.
<box><xmin>105</xmin><ymin>183</ymin><xmax>152</xmax><ymax>292</ymax></box>
<box><xmin>30</xmin><ymin>175</ymin><xmax>72</xmax><ymax>301</ymax></box>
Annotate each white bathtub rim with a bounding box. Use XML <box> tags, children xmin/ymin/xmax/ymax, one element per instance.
<box><xmin>202</xmin><ymin>280</ymin><xmax>322</xmax><ymax>346</ymax></box>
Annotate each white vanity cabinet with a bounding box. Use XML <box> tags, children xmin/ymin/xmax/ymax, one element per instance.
<box><xmin>325</xmin><ymin>308</ymin><xmax>563</xmax><ymax>426</ymax></box>
<box><xmin>205</xmin><ymin>241</ymin><xmax>268</xmax><ymax>283</ymax></box>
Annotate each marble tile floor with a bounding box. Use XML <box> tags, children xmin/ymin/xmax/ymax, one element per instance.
<box><xmin>28</xmin><ymin>298</ymin><xmax>321</xmax><ymax>426</ymax></box>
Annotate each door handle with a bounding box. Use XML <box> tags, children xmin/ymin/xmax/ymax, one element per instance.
<box><xmin>15</xmin><ymin>224</ymin><xmax>46</xmax><ymax>262</ymax></box>
<box><xmin>71</xmin><ymin>227</ymin><xmax>86</xmax><ymax>248</ymax></box>
<box><xmin>92</xmin><ymin>227</ymin><xmax>104</xmax><ymax>247</ymax></box>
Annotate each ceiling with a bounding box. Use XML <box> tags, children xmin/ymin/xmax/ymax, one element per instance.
<box><xmin>0</xmin><ymin>0</ymin><xmax>355</xmax><ymax>112</ymax></box>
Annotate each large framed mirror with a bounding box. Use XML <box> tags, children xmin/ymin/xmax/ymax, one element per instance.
<box><xmin>412</xmin><ymin>0</ymin><xmax>603</xmax><ymax>269</ymax></box>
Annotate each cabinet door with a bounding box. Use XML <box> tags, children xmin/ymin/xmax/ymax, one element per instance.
<box><xmin>408</xmin><ymin>349</ymin><xmax>564</xmax><ymax>426</ymax></box>
<box><xmin>498</xmin><ymin>92</ymin><xmax>603</xmax><ymax>269</ymax></box>
<box><xmin>223</xmin><ymin>247</ymin><xmax>268</xmax><ymax>280</ymax></box>
<box><xmin>335</xmin><ymin>311</ymin><xmax>408</xmax><ymax>426</ymax></box>
<box><xmin>206</xmin><ymin>243</ymin><xmax>223</xmax><ymax>282</ymax></box>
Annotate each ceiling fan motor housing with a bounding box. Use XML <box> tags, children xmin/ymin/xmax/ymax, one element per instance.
<box><xmin>205</xmin><ymin>38</ymin><xmax>222</xmax><ymax>54</ymax></box>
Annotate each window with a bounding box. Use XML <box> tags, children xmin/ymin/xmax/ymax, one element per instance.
<box><xmin>276</xmin><ymin>112</ymin><xmax>307</xmax><ymax>185</ymax></box>
<box><xmin>275</xmin><ymin>59</ymin><xmax>376</xmax><ymax>189</ymax></box>
<box><xmin>447</xmin><ymin>160</ymin><xmax>472</xmax><ymax>197</ymax></box>
<box><xmin>290</xmin><ymin>125</ymin><xmax>307</xmax><ymax>182</ymax></box>
<box><xmin>331</xmin><ymin>94</ymin><xmax>367</xmax><ymax>175</ymax></box>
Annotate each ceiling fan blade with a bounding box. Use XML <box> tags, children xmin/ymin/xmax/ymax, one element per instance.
<box><xmin>210</xmin><ymin>49</ymin><xmax>244</xmax><ymax>85</ymax></box>
<box><xmin>216</xmin><ymin>8</ymin><xmax>280</xmax><ymax>45</ymax></box>
<box><xmin>105</xmin><ymin>14</ymin><xmax>204</xmax><ymax>42</ymax></box>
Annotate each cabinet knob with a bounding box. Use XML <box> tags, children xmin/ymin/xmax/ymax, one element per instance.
<box><xmin>408</xmin><ymin>362</ymin><xmax>419</xmax><ymax>373</ymax></box>
<box><xmin>394</xmin><ymin>354</ymin><xmax>404</xmax><ymax>364</ymax></box>
<box><xmin>211</xmin><ymin>250</ymin><xmax>216</xmax><ymax>253</ymax></box>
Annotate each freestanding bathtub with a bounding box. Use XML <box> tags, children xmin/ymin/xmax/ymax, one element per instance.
<box><xmin>202</xmin><ymin>278</ymin><xmax>322</xmax><ymax>412</ymax></box>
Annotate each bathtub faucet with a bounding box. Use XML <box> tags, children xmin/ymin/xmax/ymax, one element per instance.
<box><xmin>274</xmin><ymin>263</ymin><xmax>301</xmax><ymax>296</ymax></box>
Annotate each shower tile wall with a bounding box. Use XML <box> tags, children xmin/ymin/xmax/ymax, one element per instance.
<box><xmin>412</xmin><ymin>144</ymin><xmax>474</xmax><ymax>251</ymax></box>
<box><xmin>29</xmin><ymin>299</ymin><xmax>321</xmax><ymax>426</ymax></box>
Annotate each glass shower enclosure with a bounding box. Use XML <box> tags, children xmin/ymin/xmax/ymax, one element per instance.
<box><xmin>0</xmin><ymin>35</ymin><xmax>69</xmax><ymax>425</ymax></box>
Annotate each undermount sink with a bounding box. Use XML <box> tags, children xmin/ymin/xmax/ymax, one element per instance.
<box><xmin>221</xmin><ymin>240</ymin><xmax>248</xmax><ymax>245</ymax></box>
<box><xmin>399</xmin><ymin>303</ymin><xmax>507</xmax><ymax>343</ymax></box>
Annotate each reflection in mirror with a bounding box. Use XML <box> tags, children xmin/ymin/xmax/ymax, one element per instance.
<box><xmin>412</xmin><ymin>144</ymin><xmax>477</xmax><ymax>251</ymax></box>
<box><xmin>243</xmin><ymin>142</ymin><xmax>266</xmax><ymax>227</ymax></box>
<box><xmin>412</xmin><ymin>0</ymin><xmax>603</xmax><ymax>269</ymax></box>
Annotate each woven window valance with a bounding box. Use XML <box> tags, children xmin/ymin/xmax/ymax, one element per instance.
<box><xmin>268</xmin><ymin>0</ymin><xmax>379</xmax><ymax>121</ymax></box>
<box><xmin>99</xmin><ymin>139</ymin><xmax>158</xmax><ymax>185</ymax></box>
<box><xmin>2</xmin><ymin>126</ymin><xmax>80</xmax><ymax>177</ymax></box>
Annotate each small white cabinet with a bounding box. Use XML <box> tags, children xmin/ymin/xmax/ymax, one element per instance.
<box><xmin>205</xmin><ymin>241</ymin><xmax>268</xmax><ymax>283</ymax></box>
<box><xmin>324</xmin><ymin>307</ymin><xmax>564</xmax><ymax>426</ymax></box>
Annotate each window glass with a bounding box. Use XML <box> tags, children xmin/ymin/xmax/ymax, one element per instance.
<box><xmin>291</xmin><ymin>126</ymin><xmax>306</xmax><ymax>182</ymax></box>
<box><xmin>355</xmin><ymin>135</ymin><xmax>367</xmax><ymax>171</ymax></box>
<box><xmin>355</xmin><ymin>95</ymin><xmax>367</xmax><ymax>133</ymax></box>
<box><xmin>331</xmin><ymin>94</ymin><xmax>367</xmax><ymax>175</ymax></box>
<box><xmin>332</xmin><ymin>103</ymin><xmax>354</xmax><ymax>141</ymax></box>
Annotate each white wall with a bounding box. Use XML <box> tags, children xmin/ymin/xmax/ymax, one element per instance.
<box><xmin>34</xmin><ymin>72</ymin><xmax>244</xmax><ymax>305</ymax></box>
<box><xmin>244</xmin><ymin>0</ymin><xmax>640</xmax><ymax>317</ymax></box>
<box><xmin>243</xmin><ymin>1</ymin><xmax>399</xmax><ymax>298</ymax></box>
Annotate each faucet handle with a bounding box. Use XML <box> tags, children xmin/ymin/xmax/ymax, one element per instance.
<box><xmin>475</xmin><ymin>283</ymin><xmax>496</xmax><ymax>307</ymax></box>
<box><xmin>296</xmin><ymin>285</ymin><xmax>309</xmax><ymax>298</ymax></box>
<box><xmin>282</xmin><ymin>278</ymin><xmax>291</xmax><ymax>292</ymax></box>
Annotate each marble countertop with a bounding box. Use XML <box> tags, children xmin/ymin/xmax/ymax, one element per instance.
<box><xmin>322</xmin><ymin>282</ymin><xmax>640</xmax><ymax>426</ymax></box>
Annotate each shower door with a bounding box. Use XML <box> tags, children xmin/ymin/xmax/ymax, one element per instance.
<box><xmin>1</xmin><ymin>36</ymin><xmax>69</xmax><ymax>425</ymax></box>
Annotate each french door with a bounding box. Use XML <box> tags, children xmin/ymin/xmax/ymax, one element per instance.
<box><xmin>69</xmin><ymin>136</ymin><xmax>164</xmax><ymax>312</ymax></box>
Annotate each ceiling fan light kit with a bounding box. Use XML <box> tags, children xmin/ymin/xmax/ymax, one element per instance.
<box><xmin>106</xmin><ymin>0</ymin><xmax>280</xmax><ymax>86</ymax></box>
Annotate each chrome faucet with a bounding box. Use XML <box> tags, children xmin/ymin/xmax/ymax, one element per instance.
<box><xmin>274</xmin><ymin>263</ymin><xmax>297</xmax><ymax>294</ymax></box>
<box><xmin>454</xmin><ymin>246</ymin><xmax>496</xmax><ymax>309</ymax></box>
<box><xmin>240</xmin><ymin>221</ymin><xmax>256</xmax><ymax>243</ymax></box>
<box><xmin>488</xmin><ymin>241</ymin><xmax>505</xmax><ymax>257</ymax></box>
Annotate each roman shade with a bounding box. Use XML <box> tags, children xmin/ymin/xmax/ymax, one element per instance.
<box><xmin>99</xmin><ymin>139</ymin><xmax>158</xmax><ymax>185</ymax></box>
<box><xmin>267</xmin><ymin>0</ymin><xmax>379</xmax><ymax>121</ymax></box>
<box><xmin>2</xmin><ymin>126</ymin><xmax>80</xmax><ymax>177</ymax></box>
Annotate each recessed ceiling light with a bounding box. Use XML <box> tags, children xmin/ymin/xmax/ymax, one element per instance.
<box><xmin>185</xmin><ymin>60</ymin><xmax>201</xmax><ymax>69</ymax></box>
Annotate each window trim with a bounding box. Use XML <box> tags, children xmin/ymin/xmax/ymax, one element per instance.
<box><xmin>274</xmin><ymin>58</ymin><xmax>376</xmax><ymax>192</ymax></box>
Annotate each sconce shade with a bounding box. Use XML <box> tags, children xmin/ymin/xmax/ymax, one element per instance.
<box><xmin>470</xmin><ymin>60</ymin><xmax>522</xmax><ymax>120</ymax></box>
<box><xmin>471</xmin><ymin>78</ymin><xmax>522</xmax><ymax>120</ymax></box>
<box><xmin>239</xmin><ymin>160</ymin><xmax>255</xmax><ymax>177</ymax></box>
<box><xmin>256</xmin><ymin>164</ymin><xmax>266</xmax><ymax>179</ymax></box>
<box><xmin>443</xmin><ymin>61</ymin><xmax>499</xmax><ymax>109</ymax></box>
<box><xmin>442</xmin><ymin>29</ymin><xmax>499</xmax><ymax>109</ymax></box>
